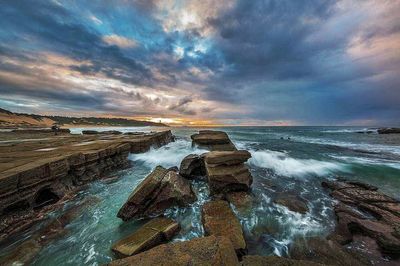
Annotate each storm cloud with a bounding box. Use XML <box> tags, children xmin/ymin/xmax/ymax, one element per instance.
<box><xmin>0</xmin><ymin>0</ymin><xmax>399</xmax><ymax>125</ymax></box>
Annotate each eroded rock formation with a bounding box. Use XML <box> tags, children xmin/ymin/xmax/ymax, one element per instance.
<box><xmin>322</xmin><ymin>180</ymin><xmax>400</xmax><ymax>256</ymax></box>
<box><xmin>204</xmin><ymin>150</ymin><xmax>253</xmax><ymax>194</ymax></box>
<box><xmin>0</xmin><ymin>130</ymin><xmax>174</xmax><ymax>241</ymax></box>
<box><xmin>117</xmin><ymin>166</ymin><xmax>196</xmax><ymax>221</ymax></box>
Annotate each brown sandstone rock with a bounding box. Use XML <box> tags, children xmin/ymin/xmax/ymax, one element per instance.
<box><xmin>117</xmin><ymin>166</ymin><xmax>196</xmax><ymax>221</ymax></box>
<box><xmin>202</xmin><ymin>200</ymin><xmax>246</xmax><ymax>255</ymax></box>
<box><xmin>191</xmin><ymin>130</ymin><xmax>236</xmax><ymax>151</ymax></box>
<box><xmin>204</xmin><ymin>150</ymin><xmax>253</xmax><ymax>195</ymax></box>
<box><xmin>108</xmin><ymin>235</ymin><xmax>240</xmax><ymax>266</ymax></box>
<box><xmin>241</xmin><ymin>255</ymin><xmax>324</xmax><ymax>266</ymax></box>
<box><xmin>204</xmin><ymin>150</ymin><xmax>251</xmax><ymax>166</ymax></box>
<box><xmin>323</xmin><ymin>180</ymin><xmax>400</xmax><ymax>256</ymax></box>
<box><xmin>111</xmin><ymin>218</ymin><xmax>180</xmax><ymax>258</ymax></box>
<box><xmin>290</xmin><ymin>237</ymin><xmax>368</xmax><ymax>266</ymax></box>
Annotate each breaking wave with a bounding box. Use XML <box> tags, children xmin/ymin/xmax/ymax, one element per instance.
<box><xmin>249</xmin><ymin>149</ymin><xmax>345</xmax><ymax>177</ymax></box>
<box><xmin>129</xmin><ymin>139</ymin><xmax>207</xmax><ymax>169</ymax></box>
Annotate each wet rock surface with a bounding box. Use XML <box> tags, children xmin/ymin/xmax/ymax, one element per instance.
<box><xmin>117</xmin><ymin>166</ymin><xmax>196</xmax><ymax>221</ymax></box>
<box><xmin>241</xmin><ymin>255</ymin><xmax>324</xmax><ymax>266</ymax></box>
<box><xmin>204</xmin><ymin>150</ymin><xmax>253</xmax><ymax>194</ymax></box>
<box><xmin>108</xmin><ymin>235</ymin><xmax>240</xmax><ymax>266</ymax></box>
<box><xmin>191</xmin><ymin>130</ymin><xmax>237</xmax><ymax>151</ymax></box>
<box><xmin>225</xmin><ymin>191</ymin><xmax>254</xmax><ymax>213</ymax></box>
<box><xmin>274</xmin><ymin>193</ymin><xmax>309</xmax><ymax>214</ymax></box>
<box><xmin>322</xmin><ymin>180</ymin><xmax>400</xmax><ymax>257</ymax></box>
<box><xmin>112</xmin><ymin>217</ymin><xmax>180</xmax><ymax>258</ymax></box>
<box><xmin>202</xmin><ymin>200</ymin><xmax>247</xmax><ymax>255</ymax></box>
<box><xmin>290</xmin><ymin>237</ymin><xmax>369</xmax><ymax>266</ymax></box>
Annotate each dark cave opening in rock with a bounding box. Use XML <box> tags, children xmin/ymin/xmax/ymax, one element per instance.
<box><xmin>3</xmin><ymin>200</ymin><xmax>30</xmax><ymax>215</ymax></box>
<box><xmin>33</xmin><ymin>188</ymin><xmax>60</xmax><ymax>209</ymax></box>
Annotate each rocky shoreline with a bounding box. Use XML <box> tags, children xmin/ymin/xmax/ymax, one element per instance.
<box><xmin>0</xmin><ymin>130</ymin><xmax>174</xmax><ymax>242</ymax></box>
<box><xmin>1</xmin><ymin>129</ymin><xmax>399</xmax><ymax>265</ymax></box>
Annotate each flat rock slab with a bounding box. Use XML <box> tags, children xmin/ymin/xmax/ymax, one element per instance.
<box><xmin>112</xmin><ymin>218</ymin><xmax>180</xmax><ymax>258</ymax></box>
<box><xmin>108</xmin><ymin>235</ymin><xmax>239</xmax><ymax>266</ymax></box>
<box><xmin>202</xmin><ymin>200</ymin><xmax>246</xmax><ymax>255</ymax></box>
<box><xmin>241</xmin><ymin>255</ymin><xmax>324</xmax><ymax>266</ymax></box>
<box><xmin>191</xmin><ymin>130</ymin><xmax>236</xmax><ymax>151</ymax></box>
<box><xmin>117</xmin><ymin>166</ymin><xmax>196</xmax><ymax>221</ymax></box>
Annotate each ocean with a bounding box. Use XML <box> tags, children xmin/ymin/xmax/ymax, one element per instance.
<box><xmin>4</xmin><ymin>126</ymin><xmax>400</xmax><ymax>265</ymax></box>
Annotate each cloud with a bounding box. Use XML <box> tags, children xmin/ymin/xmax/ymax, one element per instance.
<box><xmin>102</xmin><ymin>34</ymin><xmax>138</xmax><ymax>48</ymax></box>
<box><xmin>0</xmin><ymin>0</ymin><xmax>399</xmax><ymax>125</ymax></box>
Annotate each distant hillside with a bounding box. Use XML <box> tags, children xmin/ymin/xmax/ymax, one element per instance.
<box><xmin>0</xmin><ymin>108</ymin><xmax>167</xmax><ymax>128</ymax></box>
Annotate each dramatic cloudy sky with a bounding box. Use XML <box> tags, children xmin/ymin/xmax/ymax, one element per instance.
<box><xmin>0</xmin><ymin>0</ymin><xmax>399</xmax><ymax>125</ymax></box>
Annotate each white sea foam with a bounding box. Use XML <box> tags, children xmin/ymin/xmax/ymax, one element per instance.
<box><xmin>249</xmin><ymin>149</ymin><xmax>345</xmax><ymax>177</ymax></box>
<box><xmin>330</xmin><ymin>155</ymin><xmax>400</xmax><ymax>170</ymax></box>
<box><xmin>321</xmin><ymin>128</ymin><xmax>377</xmax><ymax>133</ymax></box>
<box><xmin>129</xmin><ymin>139</ymin><xmax>207</xmax><ymax>168</ymax></box>
<box><xmin>293</xmin><ymin>136</ymin><xmax>400</xmax><ymax>156</ymax></box>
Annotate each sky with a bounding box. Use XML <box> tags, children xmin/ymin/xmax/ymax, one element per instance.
<box><xmin>0</xmin><ymin>0</ymin><xmax>399</xmax><ymax>126</ymax></box>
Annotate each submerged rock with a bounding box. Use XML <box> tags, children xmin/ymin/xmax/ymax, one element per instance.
<box><xmin>290</xmin><ymin>237</ymin><xmax>368</xmax><ymax>266</ymax></box>
<box><xmin>323</xmin><ymin>180</ymin><xmax>400</xmax><ymax>257</ymax></box>
<box><xmin>241</xmin><ymin>255</ymin><xmax>324</xmax><ymax>266</ymax></box>
<box><xmin>108</xmin><ymin>235</ymin><xmax>239</xmax><ymax>266</ymax></box>
<box><xmin>202</xmin><ymin>200</ymin><xmax>246</xmax><ymax>255</ymax></box>
<box><xmin>179</xmin><ymin>154</ymin><xmax>206</xmax><ymax>179</ymax></box>
<box><xmin>117</xmin><ymin>166</ymin><xmax>196</xmax><ymax>221</ymax></box>
<box><xmin>191</xmin><ymin>130</ymin><xmax>237</xmax><ymax>151</ymax></box>
<box><xmin>204</xmin><ymin>150</ymin><xmax>253</xmax><ymax>195</ymax></box>
<box><xmin>112</xmin><ymin>218</ymin><xmax>180</xmax><ymax>258</ymax></box>
<box><xmin>274</xmin><ymin>193</ymin><xmax>309</xmax><ymax>214</ymax></box>
<box><xmin>225</xmin><ymin>191</ymin><xmax>254</xmax><ymax>213</ymax></box>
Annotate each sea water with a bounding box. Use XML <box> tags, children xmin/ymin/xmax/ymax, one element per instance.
<box><xmin>2</xmin><ymin>126</ymin><xmax>400</xmax><ymax>265</ymax></box>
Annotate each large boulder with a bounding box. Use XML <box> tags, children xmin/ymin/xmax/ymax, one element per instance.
<box><xmin>179</xmin><ymin>154</ymin><xmax>206</xmax><ymax>179</ymax></box>
<box><xmin>191</xmin><ymin>130</ymin><xmax>236</xmax><ymax>151</ymax></box>
<box><xmin>112</xmin><ymin>218</ymin><xmax>180</xmax><ymax>258</ymax></box>
<box><xmin>323</xmin><ymin>180</ymin><xmax>400</xmax><ymax>256</ymax></box>
<box><xmin>117</xmin><ymin>166</ymin><xmax>196</xmax><ymax>221</ymax></box>
<box><xmin>204</xmin><ymin>150</ymin><xmax>253</xmax><ymax>194</ymax></box>
<box><xmin>241</xmin><ymin>255</ymin><xmax>324</xmax><ymax>266</ymax></box>
<box><xmin>202</xmin><ymin>200</ymin><xmax>246</xmax><ymax>255</ymax></box>
<box><xmin>108</xmin><ymin>236</ymin><xmax>239</xmax><ymax>266</ymax></box>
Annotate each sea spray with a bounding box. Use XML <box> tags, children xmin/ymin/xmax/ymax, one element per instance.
<box><xmin>129</xmin><ymin>139</ymin><xmax>208</xmax><ymax>169</ymax></box>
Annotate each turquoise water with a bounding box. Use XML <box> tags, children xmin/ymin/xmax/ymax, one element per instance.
<box><xmin>2</xmin><ymin>127</ymin><xmax>400</xmax><ymax>265</ymax></box>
